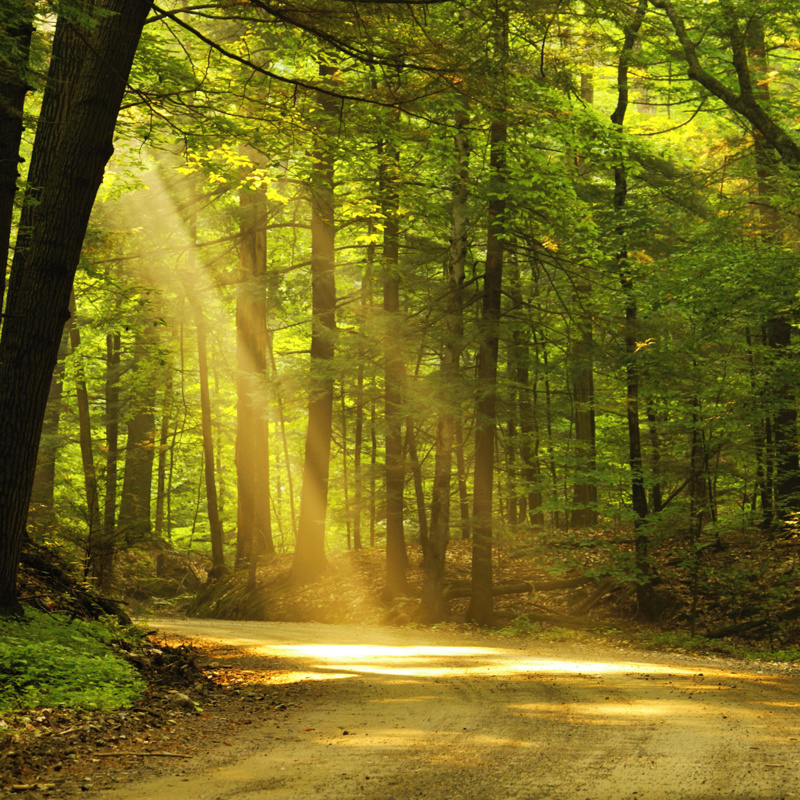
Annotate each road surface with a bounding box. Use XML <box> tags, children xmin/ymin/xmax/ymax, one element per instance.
<box><xmin>98</xmin><ymin>619</ymin><xmax>800</xmax><ymax>800</ymax></box>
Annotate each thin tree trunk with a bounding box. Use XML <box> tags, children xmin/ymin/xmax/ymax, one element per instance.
<box><xmin>103</xmin><ymin>329</ymin><xmax>121</xmax><ymax>567</ymax></box>
<box><xmin>381</xmin><ymin>140</ymin><xmax>408</xmax><ymax>600</ymax></box>
<box><xmin>353</xmin><ymin>363</ymin><xmax>364</xmax><ymax>550</ymax></box>
<box><xmin>193</xmin><ymin>302</ymin><xmax>225</xmax><ymax>575</ymax></box>
<box><xmin>422</xmin><ymin>157</ymin><xmax>469</xmax><ymax>617</ymax></box>
<box><xmin>611</xmin><ymin>0</ymin><xmax>653</xmax><ymax>618</ymax></box>
<box><xmin>269</xmin><ymin>336</ymin><xmax>297</xmax><ymax>539</ymax></box>
<box><xmin>688</xmin><ymin>394</ymin><xmax>706</xmax><ymax>637</ymax></box>
<box><xmin>67</xmin><ymin>293</ymin><xmax>106</xmax><ymax>591</ymax></box>
<box><xmin>154</xmin><ymin>374</ymin><xmax>172</xmax><ymax>540</ymax></box>
<box><xmin>455</xmin><ymin>413</ymin><xmax>470</xmax><ymax>538</ymax></box>
<box><xmin>646</xmin><ymin>403</ymin><xmax>664</xmax><ymax>515</ymax></box>
<box><xmin>342</xmin><ymin>384</ymin><xmax>351</xmax><ymax>549</ymax></box>
<box><xmin>469</xmin><ymin>11</ymin><xmax>508</xmax><ymax>626</ymax></box>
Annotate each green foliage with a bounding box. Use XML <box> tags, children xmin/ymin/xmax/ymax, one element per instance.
<box><xmin>0</xmin><ymin>611</ymin><xmax>146</xmax><ymax>712</ymax></box>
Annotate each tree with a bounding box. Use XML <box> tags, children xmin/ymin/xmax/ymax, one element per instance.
<box><xmin>292</xmin><ymin>64</ymin><xmax>338</xmax><ymax>584</ymax></box>
<box><xmin>0</xmin><ymin>0</ymin><xmax>153</xmax><ymax>616</ymax></box>
<box><xmin>468</xmin><ymin>8</ymin><xmax>508</xmax><ymax>627</ymax></box>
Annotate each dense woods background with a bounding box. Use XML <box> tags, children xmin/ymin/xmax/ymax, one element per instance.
<box><xmin>3</xmin><ymin>0</ymin><xmax>800</xmax><ymax>637</ymax></box>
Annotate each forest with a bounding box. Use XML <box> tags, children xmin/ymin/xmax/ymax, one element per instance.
<box><xmin>2</xmin><ymin>0</ymin><xmax>800</xmax><ymax>639</ymax></box>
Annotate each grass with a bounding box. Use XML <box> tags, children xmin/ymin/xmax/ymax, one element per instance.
<box><xmin>0</xmin><ymin>609</ymin><xmax>146</xmax><ymax>713</ymax></box>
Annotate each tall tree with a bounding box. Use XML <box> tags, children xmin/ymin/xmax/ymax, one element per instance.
<box><xmin>468</xmin><ymin>7</ymin><xmax>508</xmax><ymax>627</ymax></box>
<box><xmin>236</xmin><ymin>181</ymin><xmax>273</xmax><ymax>567</ymax></box>
<box><xmin>421</xmin><ymin>103</ymin><xmax>470</xmax><ymax>621</ymax></box>
<box><xmin>381</xmin><ymin>138</ymin><xmax>408</xmax><ymax>601</ymax></box>
<box><xmin>0</xmin><ymin>0</ymin><xmax>152</xmax><ymax>616</ymax></box>
<box><xmin>292</xmin><ymin>63</ymin><xmax>338</xmax><ymax>584</ymax></box>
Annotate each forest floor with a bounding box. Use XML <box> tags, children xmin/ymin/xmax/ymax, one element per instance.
<box><xmin>8</xmin><ymin>618</ymin><xmax>800</xmax><ymax>800</ymax></box>
<box><xmin>4</xmin><ymin>537</ymin><xmax>800</xmax><ymax>797</ymax></box>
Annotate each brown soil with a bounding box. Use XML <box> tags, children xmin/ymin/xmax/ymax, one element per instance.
<box><xmin>74</xmin><ymin>619</ymin><xmax>800</xmax><ymax>800</ymax></box>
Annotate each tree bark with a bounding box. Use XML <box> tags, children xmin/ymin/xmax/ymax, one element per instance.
<box><xmin>117</xmin><ymin>332</ymin><xmax>156</xmax><ymax>547</ymax></box>
<box><xmin>0</xmin><ymin>0</ymin><xmax>152</xmax><ymax>616</ymax></box>
<box><xmin>292</xmin><ymin>63</ymin><xmax>337</xmax><ymax>584</ymax></box>
<box><xmin>236</xmin><ymin>183</ymin><xmax>273</xmax><ymax>567</ymax></box>
<box><xmin>612</xmin><ymin>0</ymin><xmax>654</xmax><ymax>619</ymax></box>
<box><xmin>0</xmin><ymin>1</ymin><xmax>33</xmax><ymax>301</ymax></box>
<box><xmin>381</xmin><ymin>140</ymin><xmax>408</xmax><ymax>601</ymax></box>
<box><xmin>192</xmin><ymin>301</ymin><xmax>226</xmax><ymax>575</ymax></box>
<box><xmin>29</xmin><ymin>332</ymin><xmax>68</xmax><ymax>533</ymax></box>
<box><xmin>468</xmin><ymin>12</ymin><xmax>508</xmax><ymax>626</ymax></box>
<box><xmin>67</xmin><ymin>295</ymin><xmax>106</xmax><ymax>590</ymax></box>
<box><xmin>154</xmin><ymin>373</ymin><xmax>172</xmax><ymax>540</ymax></box>
<box><xmin>421</xmin><ymin>111</ymin><xmax>469</xmax><ymax>621</ymax></box>
<box><xmin>103</xmin><ymin>328</ymin><xmax>121</xmax><ymax>577</ymax></box>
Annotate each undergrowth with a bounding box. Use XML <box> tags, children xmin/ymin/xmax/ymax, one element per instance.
<box><xmin>0</xmin><ymin>610</ymin><xmax>146</xmax><ymax>713</ymax></box>
<box><xmin>496</xmin><ymin>615</ymin><xmax>800</xmax><ymax>664</ymax></box>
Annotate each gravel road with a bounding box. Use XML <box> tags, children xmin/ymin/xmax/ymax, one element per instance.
<box><xmin>97</xmin><ymin>618</ymin><xmax>800</xmax><ymax>800</ymax></box>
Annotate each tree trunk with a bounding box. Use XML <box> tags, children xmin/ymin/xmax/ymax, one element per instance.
<box><xmin>455</xmin><ymin>413</ymin><xmax>471</xmax><ymax>538</ymax></box>
<box><xmin>154</xmin><ymin>374</ymin><xmax>172</xmax><ymax>540</ymax></box>
<box><xmin>381</xmin><ymin>141</ymin><xmax>408</xmax><ymax>601</ymax></box>
<box><xmin>103</xmin><ymin>328</ymin><xmax>121</xmax><ymax>575</ymax></box>
<box><xmin>292</xmin><ymin>63</ymin><xmax>337</xmax><ymax>584</ymax></box>
<box><xmin>421</xmin><ymin>110</ymin><xmax>469</xmax><ymax>621</ymax></box>
<box><xmin>192</xmin><ymin>302</ymin><xmax>226</xmax><ymax>575</ymax></box>
<box><xmin>469</xmin><ymin>13</ymin><xmax>507</xmax><ymax>626</ymax></box>
<box><xmin>67</xmin><ymin>295</ymin><xmax>106</xmax><ymax>590</ymax></box>
<box><xmin>117</xmin><ymin>330</ymin><xmax>157</xmax><ymax>547</ymax></box>
<box><xmin>269</xmin><ymin>335</ymin><xmax>297</xmax><ymax>539</ymax></box>
<box><xmin>236</xmin><ymin>183</ymin><xmax>273</xmax><ymax>567</ymax></box>
<box><xmin>0</xmin><ymin>0</ymin><xmax>151</xmax><ymax>616</ymax></box>
<box><xmin>568</xmin><ymin>318</ymin><xmax>597</xmax><ymax>528</ymax></box>
<box><xmin>611</xmin><ymin>0</ymin><xmax>653</xmax><ymax>619</ymax></box>
<box><xmin>405</xmin><ymin>418</ymin><xmax>428</xmax><ymax>543</ymax></box>
<box><xmin>0</xmin><ymin>2</ymin><xmax>33</xmax><ymax>302</ymax></box>
<box><xmin>117</xmin><ymin>406</ymin><xmax>156</xmax><ymax>546</ymax></box>
<box><xmin>353</xmin><ymin>362</ymin><xmax>364</xmax><ymax>550</ymax></box>
<box><xmin>29</xmin><ymin>331</ymin><xmax>68</xmax><ymax>533</ymax></box>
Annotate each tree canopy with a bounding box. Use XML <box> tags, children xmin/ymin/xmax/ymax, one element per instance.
<box><xmin>2</xmin><ymin>0</ymin><xmax>800</xmax><ymax>635</ymax></box>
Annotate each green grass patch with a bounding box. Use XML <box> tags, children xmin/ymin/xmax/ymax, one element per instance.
<box><xmin>0</xmin><ymin>610</ymin><xmax>146</xmax><ymax>712</ymax></box>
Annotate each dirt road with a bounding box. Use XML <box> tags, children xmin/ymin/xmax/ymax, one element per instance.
<box><xmin>98</xmin><ymin>619</ymin><xmax>800</xmax><ymax>800</ymax></box>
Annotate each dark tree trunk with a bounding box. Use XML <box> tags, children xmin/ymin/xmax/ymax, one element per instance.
<box><xmin>29</xmin><ymin>332</ymin><xmax>68</xmax><ymax>533</ymax></box>
<box><xmin>0</xmin><ymin>0</ymin><xmax>151</xmax><ymax>616</ymax></box>
<box><xmin>469</xmin><ymin>15</ymin><xmax>507</xmax><ymax>625</ymax></box>
<box><xmin>8</xmin><ymin>4</ymin><xmax>95</xmax><ymax>279</ymax></box>
<box><xmin>292</xmin><ymin>64</ymin><xmax>337</xmax><ymax>584</ymax></box>
<box><xmin>611</xmin><ymin>0</ymin><xmax>654</xmax><ymax>619</ymax></box>
<box><xmin>766</xmin><ymin>318</ymin><xmax>800</xmax><ymax>517</ymax></box>
<box><xmin>646</xmin><ymin>404</ymin><xmax>664</xmax><ymax>515</ymax></box>
<box><xmin>0</xmin><ymin>2</ymin><xmax>33</xmax><ymax>302</ymax></box>
<box><xmin>568</xmin><ymin>319</ymin><xmax>597</xmax><ymax>528</ymax></box>
<box><xmin>117</xmin><ymin>406</ymin><xmax>156</xmax><ymax>546</ymax></box>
